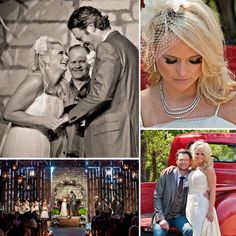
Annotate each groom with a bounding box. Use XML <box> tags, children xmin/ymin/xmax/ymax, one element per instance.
<box><xmin>153</xmin><ymin>149</ymin><xmax>193</xmax><ymax>236</ymax></box>
<box><xmin>66</xmin><ymin>6</ymin><xmax>139</xmax><ymax>157</ymax></box>
<box><xmin>70</xmin><ymin>191</ymin><xmax>77</xmax><ymax>216</ymax></box>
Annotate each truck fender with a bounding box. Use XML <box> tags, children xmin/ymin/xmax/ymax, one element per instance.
<box><xmin>216</xmin><ymin>193</ymin><xmax>236</xmax><ymax>236</ymax></box>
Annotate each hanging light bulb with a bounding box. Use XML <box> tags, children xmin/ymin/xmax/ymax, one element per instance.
<box><xmin>122</xmin><ymin>163</ymin><xmax>129</xmax><ymax>170</ymax></box>
<box><xmin>26</xmin><ymin>184</ymin><xmax>31</xmax><ymax>191</ymax></box>
<box><xmin>12</xmin><ymin>163</ymin><xmax>17</xmax><ymax>171</ymax></box>
<box><xmin>2</xmin><ymin>171</ymin><xmax>8</xmax><ymax>180</ymax></box>
<box><xmin>29</xmin><ymin>169</ymin><xmax>36</xmax><ymax>178</ymax></box>
<box><xmin>17</xmin><ymin>176</ymin><xmax>23</xmax><ymax>185</ymax></box>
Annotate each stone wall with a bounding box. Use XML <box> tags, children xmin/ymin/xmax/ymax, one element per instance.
<box><xmin>0</xmin><ymin>0</ymin><xmax>139</xmax><ymax>139</ymax></box>
<box><xmin>51</xmin><ymin>166</ymin><xmax>87</xmax><ymax>207</ymax></box>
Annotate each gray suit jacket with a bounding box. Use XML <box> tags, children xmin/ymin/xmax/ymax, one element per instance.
<box><xmin>152</xmin><ymin>169</ymin><xmax>188</xmax><ymax>225</ymax></box>
<box><xmin>68</xmin><ymin>31</ymin><xmax>138</xmax><ymax>157</ymax></box>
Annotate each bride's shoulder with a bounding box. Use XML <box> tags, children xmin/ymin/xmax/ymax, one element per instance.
<box><xmin>204</xmin><ymin>166</ymin><xmax>215</xmax><ymax>175</ymax></box>
<box><xmin>218</xmin><ymin>94</ymin><xmax>236</xmax><ymax>124</ymax></box>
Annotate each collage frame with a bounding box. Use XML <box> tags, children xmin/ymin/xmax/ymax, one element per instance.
<box><xmin>0</xmin><ymin>0</ymin><xmax>236</xmax><ymax>236</ymax></box>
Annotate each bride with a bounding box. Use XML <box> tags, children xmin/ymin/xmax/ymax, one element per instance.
<box><xmin>186</xmin><ymin>140</ymin><xmax>221</xmax><ymax>236</ymax></box>
<box><xmin>60</xmin><ymin>196</ymin><xmax>68</xmax><ymax>217</ymax></box>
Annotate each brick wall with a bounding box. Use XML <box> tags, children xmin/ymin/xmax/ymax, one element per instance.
<box><xmin>51</xmin><ymin>166</ymin><xmax>87</xmax><ymax>207</ymax></box>
<box><xmin>0</xmin><ymin>0</ymin><xmax>139</xmax><ymax>139</ymax></box>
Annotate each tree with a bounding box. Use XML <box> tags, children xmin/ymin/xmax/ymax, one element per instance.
<box><xmin>141</xmin><ymin>130</ymin><xmax>174</xmax><ymax>182</ymax></box>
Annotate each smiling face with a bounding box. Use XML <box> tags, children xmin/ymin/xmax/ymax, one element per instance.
<box><xmin>68</xmin><ymin>46</ymin><xmax>90</xmax><ymax>81</ymax></box>
<box><xmin>176</xmin><ymin>153</ymin><xmax>191</xmax><ymax>171</ymax></box>
<box><xmin>193</xmin><ymin>147</ymin><xmax>206</xmax><ymax>166</ymax></box>
<box><xmin>156</xmin><ymin>39</ymin><xmax>202</xmax><ymax>93</ymax></box>
<box><xmin>72</xmin><ymin>25</ymin><xmax>102</xmax><ymax>48</ymax></box>
<box><xmin>48</xmin><ymin>43</ymin><xmax>68</xmax><ymax>75</ymax></box>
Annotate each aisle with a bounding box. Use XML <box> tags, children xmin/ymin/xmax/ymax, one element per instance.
<box><xmin>50</xmin><ymin>227</ymin><xmax>86</xmax><ymax>236</ymax></box>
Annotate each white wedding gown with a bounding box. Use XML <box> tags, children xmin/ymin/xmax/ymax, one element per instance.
<box><xmin>186</xmin><ymin>170</ymin><xmax>221</xmax><ymax>236</ymax></box>
<box><xmin>60</xmin><ymin>199</ymin><xmax>68</xmax><ymax>217</ymax></box>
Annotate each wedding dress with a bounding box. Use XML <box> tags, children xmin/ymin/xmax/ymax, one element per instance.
<box><xmin>41</xmin><ymin>205</ymin><xmax>49</xmax><ymax>219</ymax></box>
<box><xmin>1</xmin><ymin>89</ymin><xmax>63</xmax><ymax>157</ymax></box>
<box><xmin>60</xmin><ymin>198</ymin><xmax>68</xmax><ymax>217</ymax></box>
<box><xmin>186</xmin><ymin>170</ymin><xmax>221</xmax><ymax>236</ymax></box>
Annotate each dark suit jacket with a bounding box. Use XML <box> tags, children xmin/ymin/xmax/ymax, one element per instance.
<box><xmin>68</xmin><ymin>31</ymin><xmax>138</xmax><ymax>157</ymax></box>
<box><xmin>152</xmin><ymin>169</ymin><xmax>188</xmax><ymax>225</ymax></box>
<box><xmin>71</xmin><ymin>193</ymin><xmax>76</xmax><ymax>205</ymax></box>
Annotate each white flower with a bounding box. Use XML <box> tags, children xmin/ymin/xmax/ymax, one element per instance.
<box><xmin>86</xmin><ymin>50</ymin><xmax>96</xmax><ymax>65</ymax></box>
<box><xmin>142</xmin><ymin>0</ymin><xmax>186</xmax><ymax>27</ymax></box>
<box><xmin>33</xmin><ymin>36</ymin><xmax>48</xmax><ymax>55</ymax></box>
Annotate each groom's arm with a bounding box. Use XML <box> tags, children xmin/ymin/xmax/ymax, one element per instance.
<box><xmin>68</xmin><ymin>41</ymin><xmax>121</xmax><ymax>124</ymax></box>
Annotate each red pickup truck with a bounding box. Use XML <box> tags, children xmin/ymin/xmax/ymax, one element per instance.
<box><xmin>141</xmin><ymin>132</ymin><xmax>236</xmax><ymax>236</ymax></box>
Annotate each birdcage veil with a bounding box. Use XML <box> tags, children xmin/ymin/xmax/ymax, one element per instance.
<box><xmin>141</xmin><ymin>0</ymin><xmax>187</xmax><ymax>68</ymax></box>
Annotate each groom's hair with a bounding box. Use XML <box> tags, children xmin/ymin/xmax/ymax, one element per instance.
<box><xmin>68</xmin><ymin>6</ymin><xmax>111</xmax><ymax>31</ymax></box>
<box><xmin>176</xmin><ymin>149</ymin><xmax>192</xmax><ymax>160</ymax></box>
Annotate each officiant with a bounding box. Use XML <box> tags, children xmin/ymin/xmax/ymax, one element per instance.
<box><xmin>51</xmin><ymin>44</ymin><xmax>91</xmax><ymax>157</ymax></box>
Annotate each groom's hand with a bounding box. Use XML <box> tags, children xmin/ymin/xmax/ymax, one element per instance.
<box><xmin>203</xmin><ymin>191</ymin><xmax>210</xmax><ymax>200</ymax></box>
<box><xmin>159</xmin><ymin>219</ymin><xmax>169</xmax><ymax>230</ymax></box>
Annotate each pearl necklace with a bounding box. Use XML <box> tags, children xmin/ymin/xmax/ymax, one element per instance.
<box><xmin>159</xmin><ymin>81</ymin><xmax>200</xmax><ymax>119</ymax></box>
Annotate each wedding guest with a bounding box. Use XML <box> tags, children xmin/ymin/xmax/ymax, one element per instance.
<box><xmin>1</xmin><ymin>35</ymin><xmax>68</xmax><ymax>157</ymax></box>
<box><xmin>41</xmin><ymin>199</ymin><xmax>49</xmax><ymax>220</ymax></box>
<box><xmin>141</xmin><ymin>0</ymin><xmax>236</xmax><ymax>128</ymax></box>
<box><xmin>22</xmin><ymin>200</ymin><xmax>30</xmax><ymax>213</ymax></box>
<box><xmin>14</xmin><ymin>199</ymin><xmax>21</xmax><ymax>214</ymax></box>
<box><xmin>31</xmin><ymin>201</ymin><xmax>40</xmax><ymax>215</ymax></box>
<box><xmin>51</xmin><ymin>44</ymin><xmax>91</xmax><ymax>157</ymax></box>
<box><xmin>94</xmin><ymin>196</ymin><xmax>101</xmax><ymax>212</ymax></box>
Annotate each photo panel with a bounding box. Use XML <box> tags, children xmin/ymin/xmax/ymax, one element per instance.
<box><xmin>0</xmin><ymin>159</ymin><xmax>139</xmax><ymax>235</ymax></box>
<box><xmin>140</xmin><ymin>129</ymin><xmax>236</xmax><ymax>235</ymax></box>
<box><xmin>0</xmin><ymin>0</ymin><xmax>139</xmax><ymax>158</ymax></box>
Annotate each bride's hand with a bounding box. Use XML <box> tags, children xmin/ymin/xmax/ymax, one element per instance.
<box><xmin>54</xmin><ymin>114</ymin><xmax>69</xmax><ymax>130</ymax></box>
<box><xmin>60</xmin><ymin>114</ymin><xmax>69</xmax><ymax>124</ymax></box>
<box><xmin>161</xmin><ymin>165</ymin><xmax>176</xmax><ymax>175</ymax></box>
<box><xmin>206</xmin><ymin>210</ymin><xmax>214</xmax><ymax>222</ymax></box>
<box><xmin>42</xmin><ymin>116</ymin><xmax>63</xmax><ymax>131</ymax></box>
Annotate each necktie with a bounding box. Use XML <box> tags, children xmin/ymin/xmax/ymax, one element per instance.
<box><xmin>178</xmin><ymin>176</ymin><xmax>185</xmax><ymax>193</ymax></box>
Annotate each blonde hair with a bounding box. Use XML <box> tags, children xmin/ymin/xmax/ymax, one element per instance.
<box><xmin>142</xmin><ymin>0</ymin><xmax>236</xmax><ymax>104</ymax></box>
<box><xmin>31</xmin><ymin>36</ymin><xmax>68</xmax><ymax>100</ymax></box>
<box><xmin>190</xmin><ymin>140</ymin><xmax>213</xmax><ymax>168</ymax></box>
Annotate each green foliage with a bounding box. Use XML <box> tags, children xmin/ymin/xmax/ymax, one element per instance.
<box><xmin>78</xmin><ymin>207</ymin><xmax>87</xmax><ymax>216</ymax></box>
<box><xmin>210</xmin><ymin>143</ymin><xmax>236</xmax><ymax>162</ymax></box>
<box><xmin>51</xmin><ymin>208</ymin><xmax>60</xmax><ymax>215</ymax></box>
<box><xmin>142</xmin><ymin>130</ymin><xmax>173</xmax><ymax>182</ymax></box>
<box><xmin>203</xmin><ymin>0</ymin><xmax>218</xmax><ymax>13</ymax></box>
<box><xmin>142</xmin><ymin>130</ymin><xmax>234</xmax><ymax>182</ymax></box>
